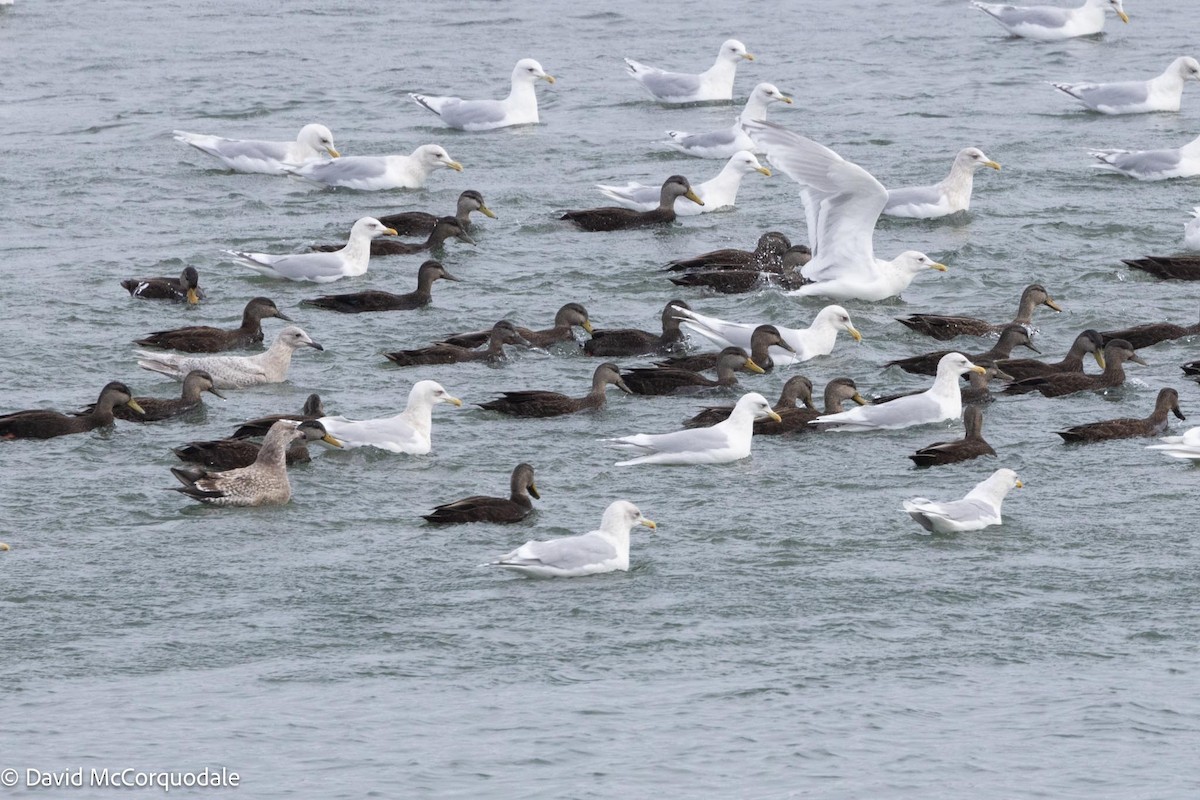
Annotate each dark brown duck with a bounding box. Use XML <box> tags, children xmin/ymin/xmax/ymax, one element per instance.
<box><xmin>134</xmin><ymin>297</ymin><xmax>291</xmax><ymax>353</ymax></box>
<box><xmin>422</xmin><ymin>463</ymin><xmax>540</xmax><ymax>524</ymax></box>
<box><xmin>301</xmin><ymin>260</ymin><xmax>460</xmax><ymax>313</ymax></box>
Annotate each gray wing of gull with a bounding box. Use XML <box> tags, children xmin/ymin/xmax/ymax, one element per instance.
<box><xmin>500</xmin><ymin>532</ymin><xmax>617</xmax><ymax>570</ymax></box>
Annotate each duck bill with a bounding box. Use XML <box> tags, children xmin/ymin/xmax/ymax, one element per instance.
<box><xmin>756</xmin><ymin>166</ymin><xmax>772</xmax><ymax>177</ymax></box>
<box><xmin>528</xmin><ymin>483</ymin><xmax>541</xmax><ymax>499</ymax></box>
<box><xmin>1173</xmin><ymin>407</ymin><xmax>1186</xmax><ymax>421</ymax></box>
<box><xmin>745</xmin><ymin>358</ymin><xmax>766</xmax><ymax>374</ymax></box>
<box><xmin>847</xmin><ymin>326</ymin><xmax>863</xmax><ymax>342</ymax></box>
<box><xmin>684</xmin><ymin>189</ymin><xmax>705</xmax><ymax>206</ymax></box>
<box><xmin>457</xmin><ymin>231</ymin><xmax>477</xmax><ymax>246</ymax></box>
<box><xmin>1129</xmin><ymin>353</ymin><xmax>1148</xmax><ymax>365</ymax></box>
<box><xmin>639</xmin><ymin>518</ymin><xmax>657</xmax><ymax>530</ymax></box>
<box><xmin>326</xmin><ymin>147</ymin><xmax>341</xmax><ymax>159</ymax></box>
<box><xmin>207</xmin><ymin>387</ymin><xmax>227</xmax><ymax>400</ymax></box>
<box><xmin>322</xmin><ymin>433</ymin><xmax>343</xmax><ymax>448</ymax></box>
<box><xmin>581</xmin><ymin>320</ymin><xmax>594</xmax><ymax>334</ymax></box>
<box><xmin>984</xmin><ymin>160</ymin><xmax>1001</xmax><ymax>171</ymax></box>
<box><xmin>615</xmin><ymin>379</ymin><xmax>633</xmax><ymax>394</ymax></box>
<box><xmin>852</xmin><ymin>393</ymin><xmax>868</xmax><ymax>406</ymax></box>
<box><xmin>479</xmin><ymin>204</ymin><xmax>498</xmax><ymax>219</ymax></box>
<box><xmin>186</xmin><ymin>287</ymin><xmax>200</xmax><ymax>305</ymax></box>
<box><xmin>1044</xmin><ymin>298</ymin><xmax>1062</xmax><ymax>312</ymax></box>
<box><xmin>276</xmin><ymin>310</ymin><xmax>294</xmax><ymax>322</ymax></box>
<box><xmin>441</xmin><ymin>268</ymin><xmax>462</xmax><ymax>282</ymax></box>
<box><xmin>1093</xmin><ymin>351</ymin><xmax>1106</xmax><ymax>369</ymax></box>
<box><xmin>445</xmin><ymin>160</ymin><xmax>464</xmax><ymax>172</ymax></box>
<box><xmin>126</xmin><ymin>399</ymin><xmax>146</xmax><ymax>415</ymax></box>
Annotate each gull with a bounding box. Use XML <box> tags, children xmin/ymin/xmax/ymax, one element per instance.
<box><xmin>971</xmin><ymin>0</ymin><xmax>1129</xmax><ymax>41</ymax></box>
<box><xmin>1053</xmin><ymin>57</ymin><xmax>1200</xmax><ymax>114</ymax></box>
<box><xmin>136</xmin><ymin>326</ymin><xmax>323</xmax><ymax>389</ymax></box>
<box><xmin>223</xmin><ymin>217</ymin><xmax>397</xmax><ymax>283</ymax></box>
<box><xmin>624</xmin><ymin>39</ymin><xmax>754</xmax><ymax>104</ymax></box>
<box><xmin>1146</xmin><ymin>426</ymin><xmax>1200</xmax><ymax>462</ymax></box>
<box><xmin>1187</xmin><ymin>207</ymin><xmax>1200</xmax><ymax>250</ymax></box>
<box><xmin>745</xmin><ymin>120</ymin><xmax>948</xmax><ymax>301</ymax></box>
<box><xmin>284</xmin><ymin>144</ymin><xmax>462</xmax><ymax>190</ymax></box>
<box><xmin>173</xmin><ymin>123</ymin><xmax>339</xmax><ymax>175</ymax></box>
<box><xmin>317</xmin><ymin>380</ymin><xmax>461</xmax><ymax>455</ymax></box>
<box><xmin>676</xmin><ymin>305</ymin><xmax>861</xmax><ymax>366</ymax></box>
<box><xmin>605</xmin><ymin>392</ymin><xmax>780</xmax><ymax>466</ymax></box>
<box><xmin>1089</xmin><ymin>134</ymin><xmax>1200</xmax><ymax>181</ymax></box>
<box><xmin>409</xmin><ymin>58</ymin><xmax>556</xmax><ymax>131</ymax></box>
<box><xmin>902</xmin><ymin>468</ymin><xmax>1023</xmax><ymax>534</ymax></box>
<box><xmin>595</xmin><ymin>152</ymin><xmax>770</xmax><ymax>215</ymax></box>
<box><xmin>488</xmin><ymin>501</ymin><xmax>656</xmax><ymax>578</ymax></box>
<box><xmin>882</xmin><ymin>148</ymin><xmax>1002</xmax><ymax>219</ymax></box>
<box><xmin>812</xmin><ymin>353</ymin><xmax>986</xmax><ymax>432</ymax></box>
<box><xmin>664</xmin><ymin>83</ymin><xmax>793</xmax><ymax>159</ymax></box>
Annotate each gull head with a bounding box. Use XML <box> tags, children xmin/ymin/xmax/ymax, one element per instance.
<box><xmin>729</xmin><ymin>151</ymin><xmax>771</xmax><ymax>177</ymax></box>
<box><xmin>415</xmin><ymin>144</ymin><xmax>463</xmax><ymax>172</ymax></box>
<box><xmin>601</xmin><ymin>500</ymin><xmax>657</xmax><ymax>534</ymax></box>
<box><xmin>411</xmin><ymin>379</ymin><xmax>463</xmax><ymax>409</ymax></box>
<box><xmin>753</xmin><ymin>82</ymin><xmax>792</xmax><ymax>105</ymax></box>
<box><xmin>816</xmin><ymin>305</ymin><xmax>862</xmax><ymax>341</ymax></box>
<box><xmin>277</xmin><ymin>326</ymin><xmax>323</xmax><ymax>352</ymax></box>
<box><xmin>514</xmin><ymin>58</ymin><xmax>555</xmax><ymax>85</ymax></box>
<box><xmin>958</xmin><ymin>147</ymin><xmax>1001</xmax><ymax>172</ymax></box>
<box><xmin>895</xmin><ymin>251</ymin><xmax>949</xmax><ymax>275</ymax></box>
<box><xmin>1172</xmin><ymin>56</ymin><xmax>1200</xmax><ymax>82</ymax></box>
<box><xmin>352</xmin><ymin>217</ymin><xmax>399</xmax><ymax>238</ymax></box>
<box><xmin>736</xmin><ymin>391</ymin><xmax>782</xmax><ymax>423</ymax></box>
<box><xmin>298</xmin><ymin>123</ymin><xmax>339</xmax><ymax>158</ymax></box>
<box><xmin>720</xmin><ymin>39</ymin><xmax>754</xmax><ymax>62</ymax></box>
<box><xmin>936</xmin><ymin>353</ymin><xmax>986</xmax><ymax>379</ymax></box>
<box><xmin>1106</xmin><ymin>0</ymin><xmax>1129</xmax><ymax>23</ymax></box>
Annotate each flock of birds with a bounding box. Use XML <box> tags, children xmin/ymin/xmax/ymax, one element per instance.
<box><xmin>4</xmin><ymin>0</ymin><xmax>1200</xmax><ymax>575</ymax></box>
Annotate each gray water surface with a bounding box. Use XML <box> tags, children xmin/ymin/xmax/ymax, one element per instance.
<box><xmin>2</xmin><ymin>0</ymin><xmax>1199</xmax><ymax>797</ymax></box>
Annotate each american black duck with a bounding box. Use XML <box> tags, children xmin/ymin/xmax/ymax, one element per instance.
<box><xmin>121</xmin><ymin>266</ymin><xmax>202</xmax><ymax>304</ymax></box>
<box><xmin>583</xmin><ymin>300</ymin><xmax>690</xmax><ymax>357</ymax></box>
<box><xmin>422</xmin><ymin>463</ymin><xmax>539</xmax><ymax>524</ymax></box>
<box><xmin>896</xmin><ymin>283</ymin><xmax>1061</xmax><ymax>341</ymax></box>
<box><xmin>995</xmin><ymin>329</ymin><xmax>1106</xmax><ymax>381</ymax></box>
<box><xmin>622</xmin><ymin>346</ymin><xmax>763</xmax><ymax>396</ymax></box>
<box><xmin>1005</xmin><ymin>339</ymin><xmax>1145</xmax><ymax>397</ymax></box>
<box><xmin>478</xmin><ymin>363</ymin><xmax>630</xmax><ymax>418</ymax></box>
<box><xmin>102</xmin><ymin>370</ymin><xmax>223</xmax><ymax>422</ymax></box>
<box><xmin>383</xmin><ymin>320</ymin><xmax>531</xmax><ymax>366</ymax></box>
<box><xmin>654</xmin><ymin>325</ymin><xmax>794</xmax><ymax>372</ymax></box>
<box><xmin>1056</xmin><ymin>387</ymin><xmax>1185</xmax><ymax>443</ymax></box>
<box><xmin>0</xmin><ymin>382</ymin><xmax>144</xmax><ymax>440</ymax></box>
<box><xmin>667</xmin><ymin>246</ymin><xmax>810</xmax><ymax>294</ymax></box>
<box><xmin>301</xmin><ymin>260</ymin><xmax>460</xmax><ymax>313</ymax></box>
<box><xmin>230</xmin><ymin>393</ymin><xmax>326</xmax><ymax>439</ymax></box>
<box><xmin>134</xmin><ymin>297</ymin><xmax>291</xmax><ymax>353</ymax></box>
<box><xmin>684</xmin><ymin>376</ymin><xmax>865</xmax><ymax>434</ymax></box>
<box><xmin>1123</xmin><ymin>256</ymin><xmax>1200</xmax><ymax>281</ymax></box>
<box><xmin>561</xmin><ymin>175</ymin><xmax>703</xmax><ymax>231</ymax></box>
<box><xmin>665</xmin><ymin>231</ymin><xmax>792</xmax><ymax>271</ymax></box>
<box><xmin>1100</xmin><ymin>309</ymin><xmax>1200</xmax><ymax>350</ymax></box>
<box><xmin>885</xmin><ymin>324</ymin><xmax>1038</xmax><ymax>376</ymax></box>
<box><xmin>378</xmin><ymin>189</ymin><xmax>496</xmax><ymax>237</ymax></box>
<box><xmin>439</xmin><ymin>303</ymin><xmax>592</xmax><ymax>349</ymax></box>
<box><xmin>173</xmin><ymin>434</ymin><xmax>316</xmax><ymax>470</ymax></box>
<box><xmin>908</xmin><ymin>405</ymin><xmax>996</xmax><ymax>467</ymax></box>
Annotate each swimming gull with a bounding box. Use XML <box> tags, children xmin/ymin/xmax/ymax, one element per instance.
<box><xmin>224</xmin><ymin>217</ymin><xmax>397</xmax><ymax>283</ymax></box>
<box><xmin>664</xmin><ymin>83</ymin><xmax>793</xmax><ymax>158</ymax></box>
<box><xmin>136</xmin><ymin>326</ymin><xmax>323</xmax><ymax>389</ymax></box>
<box><xmin>317</xmin><ymin>380</ymin><xmax>461</xmax><ymax>454</ymax></box>
<box><xmin>1053</xmin><ymin>57</ymin><xmax>1200</xmax><ymax>114</ymax></box>
<box><xmin>173</xmin><ymin>123</ymin><xmax>339</xmax><ymax>175</ymax></box>
<box><xmin>813</xmin><ymin>353</ymin><xmax>985</xmax><ymax>432</ymax></box>
<box><xmin>605</xmin><ymin>391</ymin><xmax>780</xmax><ymax>466</ymax></box>
<box><xmin>410</xmin><ymin>59</ymin><xmax>555</xmax><ymax>131</ymax></box>
<box><xmin>1089</xmin><ymin>134</ymin><xmax>1200</xmax><ymax>181</ymax></box>
<box><xmin>744</xmin><ymin>120</ymin><xmax>948</xmax><ymax>301</ymax></box>
<box><xmin>596</xmin><ymin>151</ymin><xmax>770</xmax><ymax>215</ymax></box>
<box><xmin>882</xmin><ymin>147</ymin><xmax>1001</xmax><ymax>219</ymax></box>
<box><xmin>488</xmin><ymin>500</ymin><xmax>655</xmax><ymax>578</ymax></box>
<box><xmin>971</xmin><ymin>0</ymin><xmax>1128</xmax><ymax>41</ymax></box>
<box><xmin>902</xmin><ymin>468</ymin><xmax>1023</xmax><ymax>534</ymax></box>
<box><xmin>624</xmin><ymin>39</ymin><xmax>754</xmax><ymax>104</ymax></box>
<box><xmin>1146</xmin><ymin>425</ymin><xmax>1200</xmax><ymax>461</ymax></box>
<box><xmin>285</xmin><ymin>145</ymin><xmax>463</xmax><ymax>190</ymax></box>
<box><xmin>677</xmin><ymin>304</ymin><xmax>861</xmax><ymax>366</ymax></box>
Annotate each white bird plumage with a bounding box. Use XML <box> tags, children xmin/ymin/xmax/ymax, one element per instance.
<box><xmin>317</xmin><ymin>380</ymin><xmax>462</xmax><ymax>454</ymax></box>
<box><xmin>223</xmin><ymin>217</ymin><xmax>397</xmax><ymax>283</ymax></box>
<box><xmin>903</xmin><ymin>468</ymin><xmax>1023</xmax><ymax>534</ymax></box>
<box><xmin>488</xmin><ymin>500</ymin><xmax>656</xmax><ymax>578</ymax></box>
<box><xmin>676</xmin><ymin>305</ymin><xmax>862</xmax><ymax>366</ymax></box>
<box><xmin>1089</xmin><ymin>134</ymin><xmax>1200</xmax><ymax>181</ymax></box>
<box><xmin>882</xmin><ymin>147</ymin><xmax>1002</xmax><ymax>219</ymax></box>
<box><xmin>173</xmin><ymin>123</ymin><xmax>339</xmax><ymax>175</ymax></box>
<box><xmin>595</xmin><ymin>152</ymin><xmax>770</xmax><ymax>215</ymax></box>
<box><xmin>1053</xmin><ymin>57</ymin><xmax>1200</xmax><ymax>115</ymax></box>
<box><xmin>1146</xmin><ymin>426</ymin><xmax>1200</xmax><ymax>461</ymax></box>
<box><xmin>813</xmin><ymin>353</ymin><xmax>986</xmax><ymax>432</ymax></box>
<box><xmin>1186</xmin><ymin>207</ymin><xmax>1200</xmax><ymax>250</ymax></box>
<box><xmin>136</xmin><ymin>326</ymin><xmax>323</xmax><ymax>389</ymax></box>
<box><xmin>971</xmin><ymin>0</ymin><xmax>1129</xmax><ymax>41</ymax></box>
<box><xmin>284</xmin><ymin>144</ymin><xmax>463</xmax><ymax>190</ymax></box>
<box><xmin>409</xmin><ymin>58</ymin><xmax>555</xmax><ymax>131</ymax></box>
<box><xmin>744</xmin><ymin>120</ymin><xmax>948</xmax><ymax>301</ymax></box>
<box><xmin>624</xmin><ymin>39</ymin><xmax>754</xmax><ymax>104</ymax></box>
<box><xmin>664</xmin><ymin>83</ymin><xmax>793</xmax><ymax>159</ymax></box>
<box><xmin>605</xmin><ymin>392</ymin><xmax>781</xmax><ymax>466</ymax></box>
